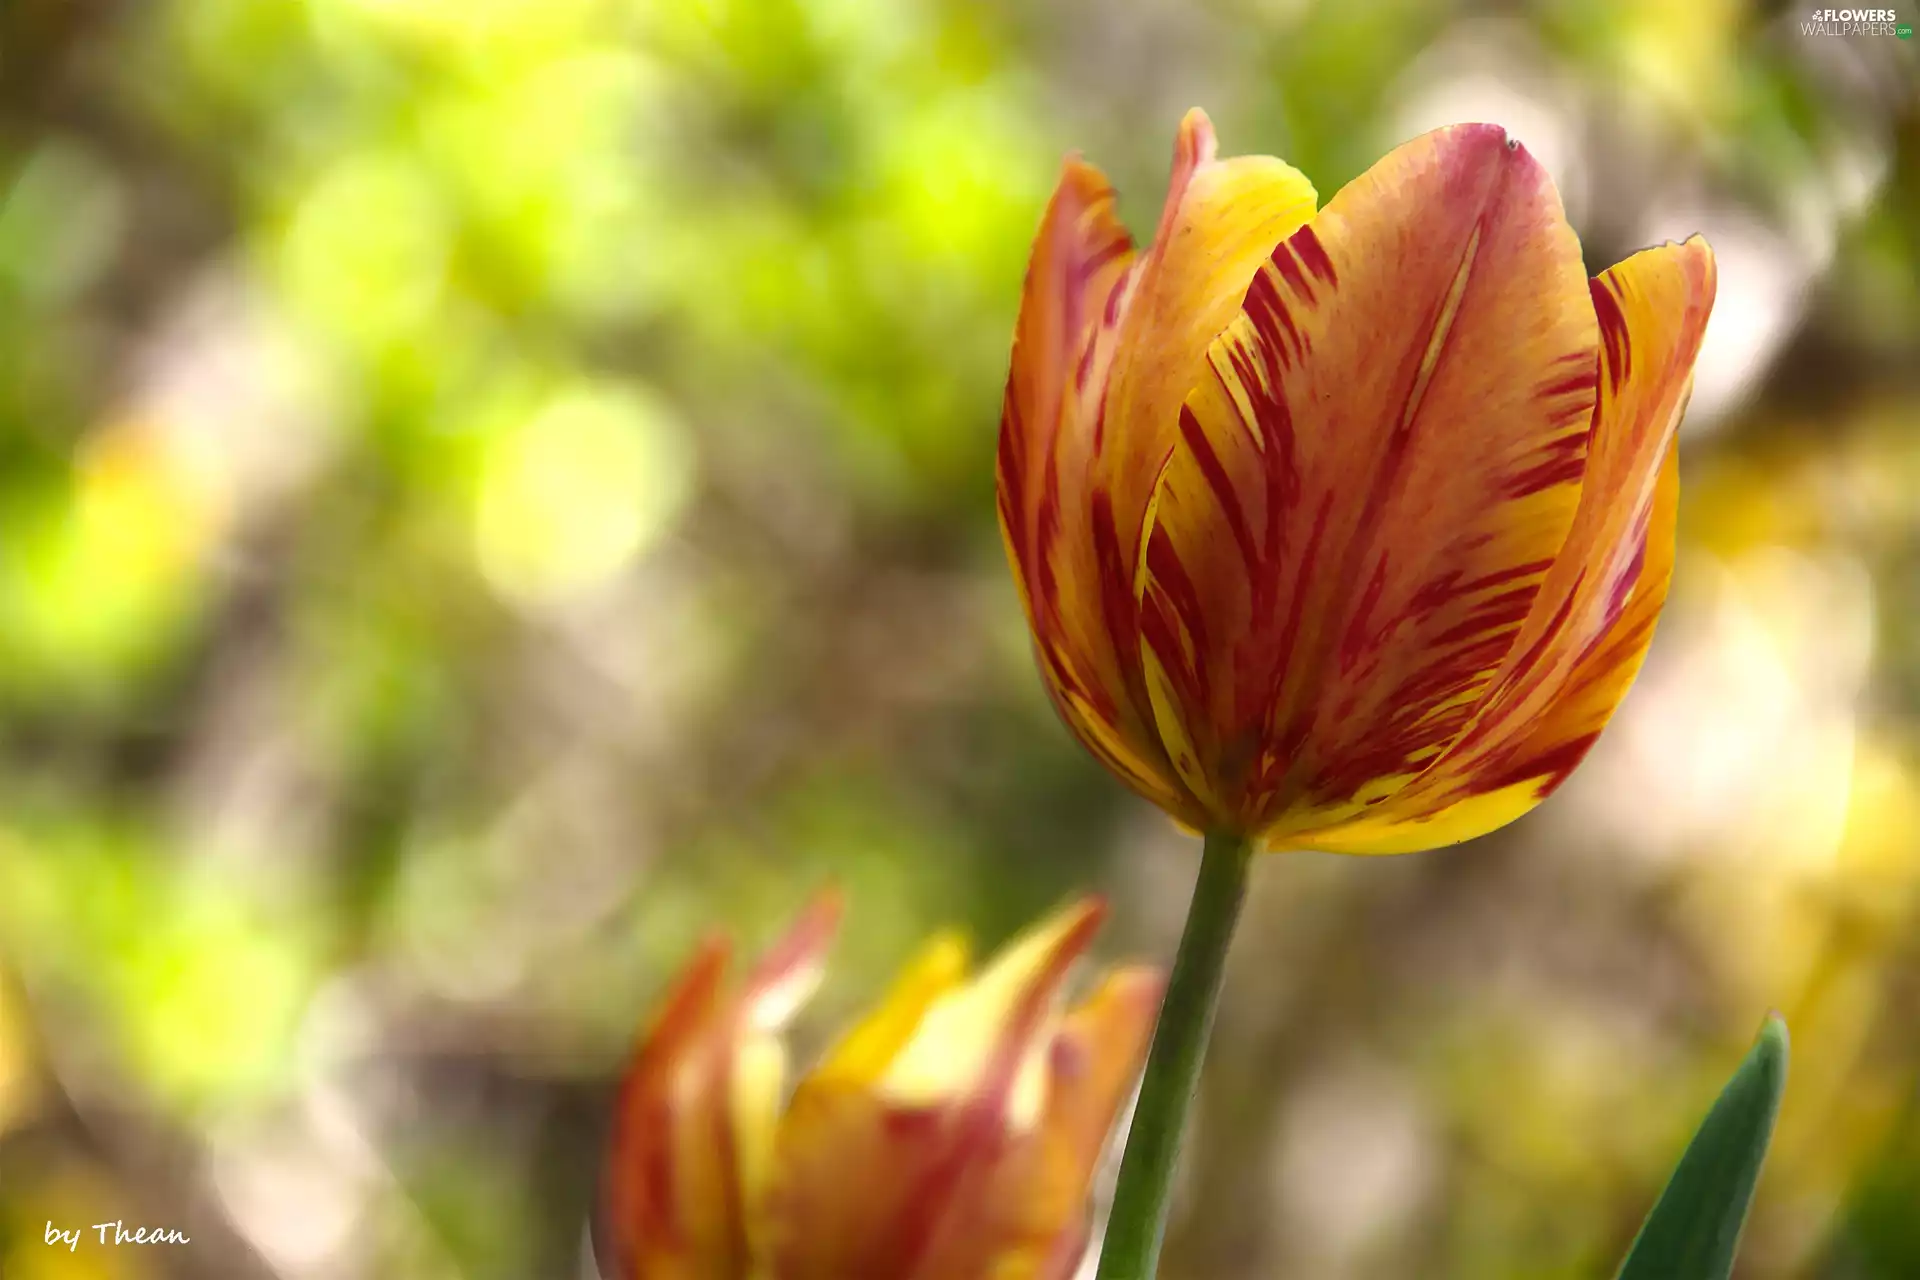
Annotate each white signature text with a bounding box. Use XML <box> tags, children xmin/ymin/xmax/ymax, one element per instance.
<box><xmin>44</xmin><ymin>1220</ymin><xmax>191</xmax><ymax>1251</ymax></box>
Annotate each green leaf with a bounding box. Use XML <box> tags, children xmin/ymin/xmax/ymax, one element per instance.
<box><xmin>1617</xmin><ymin>1016</ymin><xmax>1790</xmax><ymax>1280</ymax></box>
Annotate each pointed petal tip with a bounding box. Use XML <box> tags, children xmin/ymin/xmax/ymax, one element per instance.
<box><xmin>986</xmin><ymin>897</ymin><xmax>1111</xmax><ymax>1012</ymax></box>
<box><xmin>791</xmin><ymin>886</ymin><xmax>846</xmax><ymax>933</ymax></box>
<box><xmin>807</xmin><ymin>886</ymin><xmax>848</xmax><ymax>931</ymax></box>
<box><xmin>1064</xmin><ymin>891</ymin><xmax>1109</xmax><ymax>923</ymax></box>
<box><xmin>1415</xmin><ymin>122</ymin><xmax>1566</xmax><ymax>192</ymax></box>
<box><xmin>1095</xmin><ymin>963</ymin><xmax>1167</xmax><ymax>1013</ymax></box>
<box><xmin>1046</xmin><ymin>894</ymin><xmax>1110</xmax><ymax>955</ymax></box>
<box><xmin>754</xmin><ymin>891</ymin><xmax>843</xmax><ymax>975</ymax></box>
<box><xmin>1056</xmin><ymin>153</ymin><xmax>1114</xmax><ymax>197</ymax></box>
<box><xmin>1176</xmin><ymin>107</ymin><xmax>1219</xmax><ymax>165</ymax></box>
<box><xmin>615</xmin><ymin>935</ymin><xmax>732</xmax><ymax>1087</ymax></box>
<box><xmin>678</xmin><ymin>936</ymin><xmax>735</xmax><ymax>1003</ymax></box>
<box><xmin>745</xmin><ymin>893</ymin><xmax>844</xmax><ymax>1030</ymax></box>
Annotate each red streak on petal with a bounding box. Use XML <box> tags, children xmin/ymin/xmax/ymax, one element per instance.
<box><xmin>1269</xmin><ymin>239</ymin><xmax>1320</xmax><ymax>304</ymax></box>
<box><xmin>1089</xmin><ymin>488</ymin><xmax>1142</xmax><ymax>700</ymax></box>
<box><xmin>1591</xmin><ymin>277</ymin><xmax>1633</xmax><ymax>393</ymax></box>
<box><xmin>880</xmin><ymin>905</ymin><xmax>1108</xmax><ymax>1278</ymax></box>
<box><xmin>1292</xmin><ymin>224</ymin><xmax>1339</xmax><ymax>287</ymax></box>
<box><xmin>1141</xmin><ymin>536</ymin><xmax>1213</xmax><ymax>716</ymax></box>
<box><xmin>1177</xmin><ymin>404</ymin><xmax>1259</xmax><ymax>575</ymax></box>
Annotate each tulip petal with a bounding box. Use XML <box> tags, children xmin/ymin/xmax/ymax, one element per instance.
<box><xmin>999</xmin><ymin>112</ymin><xmax>1315</xmax><ymax>826</ymax></box>
<box><xmin>734</xmin><ymin>896</ymin><xmax>842</xmax><ymax>1263</ymax></box>
<box><xmin>1019</xmin><ymin>967</ymin><xmax>1163</xmax><ymax>1280</ymax></box>
<box><xmin>1096</xmin><ymin>110</ymin><xmax>1320</xmax><ymax>587</ymax></box>
<box><xmin>811</xmin><ymin>932</ymin><xmax>973</xmax><ymax>1086</ymax></box>
<box><xmin>598</xmin><ymin>937</ymin><xmax>742</xmax><ymax>1280</ymax></box>
<box><xmin>742</xmin><ymin>894</ymin><xmax>843</xmax><ymax>1029</ymax></box>
<box><xmin>892</xmin><ymin>966</ymin><xmax>1162</xmax><ymax>1280</ymax></box>
<box><xmin>1304</xmin><ymin>238</ymin><xmax>1713</xmax><ymax>853</ymax></box>
<box><xmin>998</xmin><ymin>157</ymin><xmax>1170</xmax><ymax>812</ymax></box>
<box><xmin>767</xmin><ymin>901</ymin><xmax>1106</xmax><ymax>1280</ymax></box>
<box><xmin>880</xmin><ymin>900</ymin><xmax>1104</xmax><ymax>1116</ymax></box>
<box><xmin>599</xmin><ymin>899</ymin><xmax>842</xmax><ymax>1280</ymax></box>
<box><xmin>1139</xmin><ymin>123</ymin><xmax>1600</xmax><ymax>835</ymax></box>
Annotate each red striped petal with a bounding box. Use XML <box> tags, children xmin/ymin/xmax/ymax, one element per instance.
<box><xmin>1094</xmin><ymin>110</ymin><xmax>1319</xmax><ymax>598</ymax></box>
<box><xmin>598</xmin><ymin>938</ymin><xmax>740</xmax><ymax>1279</ymax></box>
<box><xmin>767</xmin><ymin>902</ymin><xmax>1109</xmax><ymax>1280</ymax></box>
<box><xmin>1305</xmin><ymin>238</ymin><xmax>1712</xmax><ymax>853</ymax></box>
<box><xmin>599</xmin><ymin>899</ymin><xmax>842</xmax><ymax>1280</ymax></box>
<box><xmin>998</xmin><ymin>112</ymin><xmax>1315</xmax><ymax>826</ymax></box>
<box><xmin>998</xmin><ymin>154</ymin><xmax>1178</xmax><ymax>814</ymax></box>
<box><xmin>1139</xmin><ymin>124</ymin><xmax>1599</xmax><ymax>835</ymax></box>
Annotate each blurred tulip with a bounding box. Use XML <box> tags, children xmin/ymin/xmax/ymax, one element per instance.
<box><xmin>997</xmin><ymin>108</ymin><xmax>1716</xmax><ymax>852</ymax></box>
<box><xmin>597</xmin><ymin>896</ymin><xmax>1161</xmax><ymax>1280</ymax></box>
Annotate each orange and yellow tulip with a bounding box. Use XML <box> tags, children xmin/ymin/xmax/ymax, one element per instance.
<box><xmin>998</xmin><ymin>109</ymin><xmax>1715</xmax><ymax>852</ymax></box>
<box><xmin>597</xmin><ymin>896</ymin><xmax>1160</xmax><ymax>1280</ymax></box>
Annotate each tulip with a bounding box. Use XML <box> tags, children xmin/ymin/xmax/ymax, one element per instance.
<box><xmin>597</xmin><ymin>896</ymin><xmax>1162</xmax><ymax>1280</ymax></box>
<box><xmin>997</xmin><ymin>111</ymin><xmax>1716</xmax><ymax>1280</ymax></box>
<box><xmin>998</xmin><ymin>109</ymin><xmax>1714</xmax><ymax>853</ymax></box>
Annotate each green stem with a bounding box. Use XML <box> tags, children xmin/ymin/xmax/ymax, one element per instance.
<box><xmin>1096</xmin><ymin>829</ymin><xmax>1254</xmax><ymax>1280</ymax></box>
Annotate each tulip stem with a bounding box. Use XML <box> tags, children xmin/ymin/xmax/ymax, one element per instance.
<box><xmin>1095</xmin><ymin>828</ymin><xmax>1254</xmax><ymax>1280</ymax></box>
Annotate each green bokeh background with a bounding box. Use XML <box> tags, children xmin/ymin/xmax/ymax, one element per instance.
<box><xmin>0</xmin><ymin>1</ymin><xmax>1915</xmax><ymax>1277</ymax></box>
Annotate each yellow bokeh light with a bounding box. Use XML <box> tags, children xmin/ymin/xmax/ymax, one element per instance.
<box><xmin>473</xmin><ymin>382</ymin><xmax>694</xmax><ymax>609</ymax></box>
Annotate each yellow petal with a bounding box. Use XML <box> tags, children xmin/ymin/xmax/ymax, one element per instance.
<box><xmin>768</xmin><ymin>901</ymin><xmax>1107</xmax><ymax>1280</ymax></box>
<box><xmin>1005</xmin><ymin>966</ymin><xmax>1164</xmax><ymax>1280</ymax></box>
<box><xmin>1306</xmin><ymin>238</ymin><xmax>1713</xmax><ymax>853</ymax></box>
<box><xmin>733</xmin><ymin>895</ymin><xmax>842</xmax><ymax>1265</ymax></box>
<box><xmin>731</xmin><ymin>1029</ymin><xmax>788</xmax><ymax>1271</ymax></box>
<box><xmin>1138</xmin><ymin>123</ymin><xmax>1599</xmax><ymax>836</ymax></box>
<box><xmin>879</xmin><ymin>898</ymin><xmax>1104</xmax><ymax>1115</ymax></box>
<box><xmin>998</xmin><ymin>111</ymin><xmax>1316</xmax><ymax>827</ymax></box>
<box><xmin>1096</xmin><ymin>108</ymin><xmax>1319</xmax><ymax>580</ymax></box>
<box><xmin>812</xmin><ymin>931</ymin><xmax>972</xmax><ymax>1086</ymax></box>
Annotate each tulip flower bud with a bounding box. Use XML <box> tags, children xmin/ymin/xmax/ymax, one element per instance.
<box><xmin>598</xmin><ymin>897</ymin><xmax>1161</xmax><ymax>1280</ymax></box>
<box><xmin>999</xmin><ymin>109</ymin><xmax>1713</xmax><ymax>853</ymax></box>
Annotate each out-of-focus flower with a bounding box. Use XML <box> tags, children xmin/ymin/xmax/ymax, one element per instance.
<box><xmin>597</xmin><ymin>897</ymin><xmax>1161</xmax><ymax>1280</ymax></box>
<box><xmin>998</xmin><ymin>108</ymin><xmax>1715</xmax><ymax>852</ymax></box>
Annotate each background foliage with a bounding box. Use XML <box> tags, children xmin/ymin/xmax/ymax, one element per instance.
<box><xmin>0</xmin><ymin>1</ymin><xmax>1915</xmax><ymax>1277</ymax></box>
